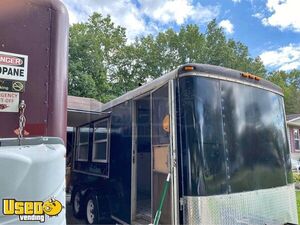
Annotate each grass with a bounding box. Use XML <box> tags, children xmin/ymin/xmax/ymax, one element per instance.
<box><xmin>296</xmin><ymin>191</ymin><xmax>300</xmax><ymax>222</ymax></box>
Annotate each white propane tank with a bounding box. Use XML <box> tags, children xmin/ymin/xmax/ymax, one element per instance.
<box><xmin>0</xmin><ymin>137</ymin><xmax>66</xmax><ymax>225</ymax></box>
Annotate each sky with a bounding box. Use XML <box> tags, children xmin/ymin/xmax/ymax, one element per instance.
<box><xmin>61</xmin><ymin>0</ymin><xmax>300</xmax><ymax>72</ymax></box>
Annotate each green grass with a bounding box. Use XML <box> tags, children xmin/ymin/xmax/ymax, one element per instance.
<box><xmin>296</xmin><ymin>191</ymin><xmax>300</xmax><ymax>222</ymax></box>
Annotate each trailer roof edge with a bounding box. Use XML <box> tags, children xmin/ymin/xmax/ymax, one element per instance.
<box><xmin>97</xmin><ymin>64</ymin><xmax>283</xmax><ymax>112</ymax></box>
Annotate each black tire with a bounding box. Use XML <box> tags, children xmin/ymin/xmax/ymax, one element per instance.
<box><xmin>85</xmin><ymin>192</ymin><xmax>111</xmax><ymax>224</ymax></box>
<box><xmin>71</xmin><ymin>188</ymin><xmax>84</xmax><ymax>219</ymax></box>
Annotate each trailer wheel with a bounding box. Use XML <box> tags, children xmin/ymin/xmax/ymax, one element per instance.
<box><xmin>85</xmin><ymin>192</ymin><xmax>110</xmax><ymax>224</ymax></box>
<box><xmin>71</xmin><ymin>188</ymin><xmax>84</xmax><ymax>218</ymax></box>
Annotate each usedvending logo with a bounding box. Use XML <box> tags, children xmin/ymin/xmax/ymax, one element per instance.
<box><xmin>0</xmin><ymin>51</ymin><xmax>28</xmax><ymax>81</ymax></box>
<box><xmin>2</xmin><ymin>198</ymin><xmax>63</xmax><ymax>223</ymax></box>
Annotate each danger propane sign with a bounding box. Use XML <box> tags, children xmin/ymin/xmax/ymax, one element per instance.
<box><xmin>0</xmin><ymin>51</ymin><xmax>28</xmax><ymax>81</ymax></box>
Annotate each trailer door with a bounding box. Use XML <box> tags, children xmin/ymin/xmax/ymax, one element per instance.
<box><xmin>151</xmin><ymin>81</ymin><xmax>179</xmax><ymax>225</ymax></box>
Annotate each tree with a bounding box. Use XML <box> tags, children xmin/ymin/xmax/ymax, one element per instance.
<box><xmin>204</xmin><ymin>19</ymin><xmax>230</xmax><ymax>66</ymax></box>
<box><xmin>68</xmin><ymin>13</ymin><xmax>127</xmax><ymax>102</ymax></box>
<box><xmin>130</xmin><ymin>19</ymin><xmax>266</xmax><ymax>82</ymax></box>
<box><xmin>267</xmin><ymin>70</ymin><xmax>300</xmax><ymax>114</ymax></box>
<box><xmin>68</xmin><ymin>14</ymin><xmax>298</xmax><ymax>115</ymax></box>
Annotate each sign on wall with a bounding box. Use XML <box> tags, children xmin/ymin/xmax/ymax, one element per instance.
<box><xmin>0</xmin><ymin>51</ymin><xmax>28</xmax><ymax>82</ymax></box>
<box><xmin>0</xmin><ymin>79</ymin><xmax>25</xmax><ymax>92</ymax></box>
<box><xmin>0</xmin><ymin>91</ymin><xmax>19</xmax><ymax>112</ymax></box>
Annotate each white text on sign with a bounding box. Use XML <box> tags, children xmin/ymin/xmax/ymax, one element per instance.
<box><xmin>0</xmin><ymin>51</ymin><xmax>28</xmax><ymax>82</ymax></box>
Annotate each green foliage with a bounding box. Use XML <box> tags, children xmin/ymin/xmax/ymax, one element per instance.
<box><xmin>68</xmin><ymin>13</ymin><xmax>300</xmax><ymax>113</ymax></box>
<box><xmin>131</xmin><ymin>19</ymin><xmax>266</xmax><ymax>82</ymax></box>
<box><xmin>294</xmin><ymin>172</ymin><xmax>300</xmax><ymax>183</ymax></box>
<box><xmin>296</xmin><ymin>191</ymin><xmax>300</xmax><ymax>222</ymax></box>
<box><xmin>267</xmin><ymin>70</ymin><xmax>300</xmax><ymax>114</ymax></box>
<box><xmin>68</xmin><ymin>13</ymin><xmax>127</xmax><ymax>102</ymax></box>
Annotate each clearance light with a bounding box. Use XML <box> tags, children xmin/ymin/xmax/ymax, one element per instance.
<box><xmin>240</xmin><ymin>72</ymin><xmax>261</xmax><ymax>81</ymax></box>
<box><xmin>183</xmin><ymin>66</ymin><xmax>195</xmax><ymax>71</ymax></box>
<box><xmin>248</xmin><ymin>74</ymin><xmax>255</xmax><ymax>79</ymax></box>
<box><xmin>241</xmin><ymin>73</ymin><xmax>249</xmax><ymax>78</ymax></box>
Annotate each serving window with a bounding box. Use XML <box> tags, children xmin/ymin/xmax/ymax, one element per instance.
<box><xmin>77</xmin><ymin>125</ymin><xmax>91</xmax><ymax>161</ymax></box>
<box><xmin>92</xmin><ymin>119</ymin><xmax>110</xmax><ymax>163</ymax></box>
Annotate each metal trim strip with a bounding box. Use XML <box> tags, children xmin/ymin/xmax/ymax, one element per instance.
<box><xmin>72</xmin><ymin>169</ymin><xmax>109</xmax><ymax>179</ymax></box>
<box><xmin>169</xmin><ymin>79</ymin><xmax>180</xmax><ymax>225</ymax></box>
<box><xmin>183</xmin><ymin>184</ymin><xmax>297</xmax><ymax>225</ymax></box>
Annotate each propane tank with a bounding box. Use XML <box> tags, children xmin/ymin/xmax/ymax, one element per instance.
<box><xmin>0</xmin><ymin>137</ymin><xmax>66</xmax><ymax>224</ymax></box>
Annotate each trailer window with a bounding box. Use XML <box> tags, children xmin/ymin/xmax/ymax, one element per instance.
<box><xmin>92</xmin><ymin>119</ymin><xmax>110</xmax><ymax>162</ymax></box>
<box><xmin>77</xmin><ymin>126</ymin><xmax>91</xmax><ymax>161</ymax></box>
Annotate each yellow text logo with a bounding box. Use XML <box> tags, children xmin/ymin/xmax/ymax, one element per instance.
<box><xmin>2</xmin><ymin>198</ymin><xmax>63</xmax><ymax>223</ymax></box>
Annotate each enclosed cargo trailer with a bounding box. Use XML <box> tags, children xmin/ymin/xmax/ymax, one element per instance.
<box><xmin>70</xmin><ymin>64</ymin><xmax>298</xmax><ymax>225</ymax></box>
<box><xmin>0</xmin><ymin>0</ymin><xmax>68</xmax><ymax>142</ymax></box>
<box><xmin>0</xmin><ymin>0</ymin><xmax>68</xmax><ymax>224</ymax></box>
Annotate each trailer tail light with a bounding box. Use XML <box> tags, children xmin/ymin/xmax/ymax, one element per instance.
<box><xmin>241</xmin><ymin>72</ymin><xmax>261</xmax><ymax>81</ymax></box>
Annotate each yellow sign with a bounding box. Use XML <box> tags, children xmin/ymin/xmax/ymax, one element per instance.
<box><xmin>2</xmin><ymin>198</ymin><xmax>63</xmax><ymax>223</ymax></box>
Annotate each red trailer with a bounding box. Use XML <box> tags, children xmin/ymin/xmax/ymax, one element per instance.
<box><xmin>0</xmin><ymin>0</ymin><xmax>68</xmax><ymax>142</ymax></box>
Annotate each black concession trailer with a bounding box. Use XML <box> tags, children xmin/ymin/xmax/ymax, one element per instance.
<box><xmin>70</xmin><ymin>64</ymin><xmax>298</xmax><ymax>225</ymax></box>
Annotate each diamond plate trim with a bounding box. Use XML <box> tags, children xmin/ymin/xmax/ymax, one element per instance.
<box><xmin>183</xmin><ymin>184</ymin><xmax>298</xmax><ymax>225</ymax></box>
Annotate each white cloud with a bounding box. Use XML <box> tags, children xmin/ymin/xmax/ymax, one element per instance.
<box><xmin>260</xmin><ymin>44</ymin><xmax>300</xmax><ymax>71</ymax></box>
<box><xmin>262</xmin><ymin>0</ymin><xmax>300</xmax><ymax>32</ymax></box>
<box><xmin>62</xmin><ymin>0</ymin><xmax>219</xmax><ymax>41</ymax></box>
<box><xmin>139</xmin><ymin>0</ymin><xmax>219</xmax><ymax>25</ymax></box>
<box><xmin>140</xmin><ymin>0</ymin><xmax>193</xmax><ymax>25</ymax></box>
<box><xmin>232</xmin><ymin>0</ymin><xmax>241</xmax><ymax>3</ymax></box>
<box><xmin>252</xmin><ymin>12</ymin><xmax>264</xmax><ymax>19</ymax></box>
<box><xmin>62</xmin><ymin>0</ymin><xmax>148</xmax><ymax>41</ymax></box>
<box><xmin>219</xmin><ymin>20</ymin><xmax>234</xmax><ymax>34</ymax></box>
